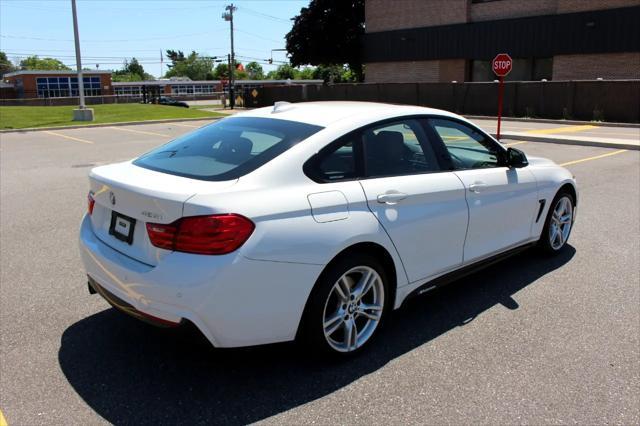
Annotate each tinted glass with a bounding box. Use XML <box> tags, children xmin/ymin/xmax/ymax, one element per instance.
<box><xmin>362</xmin><ymin>119</ymin><xmax>440</xmax><ymax>178</ymax></box>
<box><xmin>134</xmin><ymin>117</ymin><xmax>323</xmax><ymax>181</ymax></box>
<box><xmin>314</xmin><ymin>138</ymin><xmax>357</xmax><ymax>182</ymax></box>
<box><xmin>430</xmin><ymin>118</ymin><xmax>501</xmax><ymax>169</ymax></box>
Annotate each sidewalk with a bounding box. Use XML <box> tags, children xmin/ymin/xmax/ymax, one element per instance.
<box><xmin>470</xmin><ymin>117</ymin><xmax>640</xmax><ymax>151</ymax></box>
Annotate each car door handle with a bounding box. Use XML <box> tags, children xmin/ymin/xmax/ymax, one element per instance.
<box><xmin>468</xmin><ymin>182</ymin><xmax>488</xmax><ymax>193</ymax></box>
<box><xmin>377</xmin><ymin>191</ymin><xmax>408</xmax><ymax>204</ymax></box>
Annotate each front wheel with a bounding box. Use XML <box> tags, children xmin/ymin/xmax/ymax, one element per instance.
<box><xmin>301</xmin><ymin>254</ymin><xmax>389</xmax><ymax>356</ymax></box>
<box><xmin>539</xmin><ymin>191</ymin><xmax>575</xmax><ymax>254</ymax></box>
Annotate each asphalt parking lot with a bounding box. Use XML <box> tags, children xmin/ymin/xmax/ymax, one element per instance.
<box><xmin>1</xmin><ymin>120</ymin><xmax>639</xmax><ymax>425</ymax></box>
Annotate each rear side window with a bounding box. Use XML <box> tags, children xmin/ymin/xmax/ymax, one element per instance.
<box><xmin>134</xmin><ymin>117</ymin><xmax>323</xmax><ymax>181</ymax></box>
<box><xmin>316</xmin><ymin>138</ymin><xmax>358</xmax><ymax>182</ymax></box>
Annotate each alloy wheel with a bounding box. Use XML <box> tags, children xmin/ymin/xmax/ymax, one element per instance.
<box><xmin>322</xmin><ymin>266</ymin><xmax>385</xmax><ymax>353</ymax></box>
<box><xmin>549</xmin><ymin>196</ymin><xmax>573</xmax><ymax>250</ymax></box>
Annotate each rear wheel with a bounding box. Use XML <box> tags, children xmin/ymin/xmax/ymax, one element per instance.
<box><xmin>302</xmin><ymin>253</ymin><xmax>388</xmax><ymax>355</ymax></box>
<box><xmin>539</xmin><ymin>191</ymin><xmax>575</xmax><ymax>254</ymax></box>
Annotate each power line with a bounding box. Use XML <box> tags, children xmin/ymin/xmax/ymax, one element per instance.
<box><xmin>234</xmin><ymin>28</ymin><xmax>282</xmax><ymax>44</ymax></box>
<box><xmin>239</xmin><ymin>6</ymin><xmax>291</xmax><ymax>23</ymax></box>
<box><xmin>0</xmin><ymin>30</ymin><xmax>226</xmax><ymax>43</ymax></box>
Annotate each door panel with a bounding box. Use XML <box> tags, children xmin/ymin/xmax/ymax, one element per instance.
<box><xmin>454</xmin><ymin>167</ymin><xmax>538</xmax><ymax>262</ymax></box>
<box><xmin>359</xmin><ymin>173</ymin><xmax>468</xmax><ymax>283</ymax></box>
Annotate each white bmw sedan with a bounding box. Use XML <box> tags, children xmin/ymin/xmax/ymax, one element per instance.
<box><xmin>79</xmin><ymin>101</ymin><xmax>577</xmax><ymax>355</ymax></box>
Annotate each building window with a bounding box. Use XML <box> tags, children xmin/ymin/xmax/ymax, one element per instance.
<box><xmin>115</xmin><ymin>86</ymin><xmax>143</xmax><ymax>97</ymax></box>
<box><xmin>36</xmin><ymin>76</ymin><xmax>102</xmax><ymax>98</ymax></box>
<box><xmin>470</xmin><ymin>58</ymin><xmax>552</xmax><ymax>82</ymax></box>
<box><xmin>171</xmin><ymin>84</ymin><xmax>216</xmax><ymax>95</ymax></box>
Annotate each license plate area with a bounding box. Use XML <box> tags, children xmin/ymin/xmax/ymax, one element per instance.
<box><xmin>109</xmin><ymin>211</ymin><xmax>136</xmax><ymax>245</ymax></box>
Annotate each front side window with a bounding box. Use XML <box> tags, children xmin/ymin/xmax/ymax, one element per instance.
<box><xmin>429</xmin><ymin>118</ymin><xmax>502</xmax><ymax>169</ymax></box>
<box><xmin>362</xmin><ymin>119</ymin><xmax>440</xmax><ymax>178</ymax></box>
<box><xmin>134</xmin><ymin>117</ymin><xmax>323</xmax><ymax>181</ymax></box>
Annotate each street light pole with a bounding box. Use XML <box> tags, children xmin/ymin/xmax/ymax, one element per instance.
<box><xmin>71</xmin><ymin>0</ymin><xmax>85</xmax><ymax>109</ymax></box>
<box><xmin>70</xmin><ymin>0</ymin><xmax>93</xmax><ymax>120</ymax></box>
<box><xmin>222</xmin><ymin>4</ymin><xmax>237</xmax><ymax>109</ymax></box>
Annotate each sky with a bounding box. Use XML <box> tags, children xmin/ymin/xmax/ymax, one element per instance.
<box><xmin>0</xmin><ymin>0</ymin><xmax>309</xmax><ymax>77</ymax></box>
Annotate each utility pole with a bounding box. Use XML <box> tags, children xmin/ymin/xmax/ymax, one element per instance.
<box><xmin>70</xmin><ymin>0</ymin><xmax>93</xmax><ymax>121</ymax></box>
<box><xmin>222</xmin><ymin>4</ymin><xmax>236</xmax><ymax>109</ymax></box>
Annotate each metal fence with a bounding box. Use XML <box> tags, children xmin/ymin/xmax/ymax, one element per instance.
<box><xmin>254</xmin><ymin>80</ymin><xmax>640</xmax><ymax>123</ymax></box>
<box><xmin>0</xmin><ymin>91</ymin><xmax>226</xmax><ymax>107</ymax></box>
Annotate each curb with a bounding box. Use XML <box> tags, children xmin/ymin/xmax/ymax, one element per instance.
<box><xmin>494</xmin><ymin>133</ymin><xmax>640</xmax><ymax>151</ymax></box>
<box><xmin>468</xmin><ymin>115</ymin><xmax>640</xmax><ymax>129</ymax></box>
<box><xmin>0</xmin><ymin>117</ymin><xmax>221</xmax><ymax>134</ymax></box>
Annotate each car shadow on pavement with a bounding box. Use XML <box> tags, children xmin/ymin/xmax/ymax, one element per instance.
<box><xmin>59</xmin><ymin>246</ymin><xmax>575</xmax><ymax>425</ymax></box>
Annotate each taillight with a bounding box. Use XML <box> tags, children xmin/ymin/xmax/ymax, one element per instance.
<box><xmin>87</xmin><ymin>191</ymin><xmax>95</xmax><ymax>215</ymax></box>
<box><xmin>146</xmin><ymin>214</ymin><xmax>255</xmax><ymax>255</ymax></box>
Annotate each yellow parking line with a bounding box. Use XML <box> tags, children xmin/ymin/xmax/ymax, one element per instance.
<box><xmin>525</xmin><ymin>124</ymin><xmax>597</xmax><ymax>135</ymax></box>
<box><xmin>109</xmin><ymin>126</ymin><xmax>169</xmax><ymax>137</ymax></box>
<box><xmin>559</xmin><ymin>149</ymin><xmax>628</xmax><ymax>167</ymax></box>
<box><xmin>43</xmin><ymin>130</ymin><xmax>94</xmax><ymax>144</ymax></box>
<box><xmin>503</xmin><ymin>141</ymin><xmax>527</xmax><ymax>147</ymax></box>
<box><xmin>0</xmin><ymin>408</ymin><xmax>8</xmax><ymax>426</ymax></box>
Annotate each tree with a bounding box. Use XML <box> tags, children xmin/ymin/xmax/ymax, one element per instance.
<box><xmin>112</xmin><ymin>57</ymin><xmax>154</xmax><ymax>82</ymax></box>
<box><xmin>286</xmin><ymin>0</ymin><xmax>364</xmax><ymax>81</ymax></box>
<box><xmin>165</xmin><ymin>50</ymin><xmax>185</xmax><ymax>68</ymax></box>
<box><xmin>272</xmin><ymin>64</ymin><xmax>296</xmax><ymax>80</ymax></box>
<box><xmin>19</xmin><ymin>55</ymin><xmax>70</xmax><ymax>71</ymax></box>
<box><xmin>212</xmin><ymin>61</ymin><xmax>248</xmax><ymax>80</ymax></box>
<box><xmin>312</xmin><ymin>64</ymin><xmax>357</xmax><ymax>83</ymax></box>
<box><xmin>0</xmin><ymin>51</ymin><xmax>16</xmax><ymax>76</ymax></box>
<box><xmin>164</xmin><ymin>50</ymin><xmax>214</xmax><ymax>80</ymax></box>
<box><xmin>245</xmin><ymin>61</ymin><xmax>264</xmax><ymax>80</ymax></box>
<box><xmin>296</xmin><ymin>66</ymin><xmax>316</xmax><ymax>80</ymax></box>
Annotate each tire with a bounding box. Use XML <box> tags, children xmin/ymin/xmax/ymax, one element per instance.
<box><xmin>300</xmin><ymin>253</ymin><xmax>390</xmax><ymax>356</ymax></box>
<box><xmin>538</xmin><ymin>190</ymin><xmax>575</xmax><ymax>255</ymax></box>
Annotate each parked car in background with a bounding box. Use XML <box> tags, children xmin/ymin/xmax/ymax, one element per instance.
<box><xmin>79</xmin><ymin>101</ymin><xmax>577</xmax><ymax>356</ymax></box>
<box><xmin>158</xmin><ymin>96</ymin><xmax>189</xmax><ymax>108</ymax></box>
<box><xmin>141</xmin><ymin>96</ymin><xmax>189</xmax><ymax>108</ymax></box>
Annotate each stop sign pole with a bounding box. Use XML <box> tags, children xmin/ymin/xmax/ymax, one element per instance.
<box><xmin>492</xmin><ymin>53</ymin><xmax>512</xmax><ymax>140</ymax></box>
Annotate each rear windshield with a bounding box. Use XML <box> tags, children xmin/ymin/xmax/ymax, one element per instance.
<box><xmin>133</xmin><ymin>117</ymin><xmax>323</xmax><ymax>181</ymax></box>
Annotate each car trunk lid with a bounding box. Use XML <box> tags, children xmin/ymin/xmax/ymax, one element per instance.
<box><xmin>88</xmin><ymin>161</ymin><xmax>236</xmax><ymax>266</ymax></box>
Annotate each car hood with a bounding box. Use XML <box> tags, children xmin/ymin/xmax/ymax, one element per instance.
<box><xmin>527</xmin><ymin>156</ymin><xmax>557</xmax><ymax>167</ymax></box>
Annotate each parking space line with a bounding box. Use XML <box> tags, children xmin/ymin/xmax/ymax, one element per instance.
<box><xmin>43</xmin><ymin>130</ymin><xmax>94</xmax><ymax>144</ymax></box>
<box><xmin>0</xmin><ymin>408</ymin><xmax>7</xmax><ymax>426</ymax></box>
<box><xmin>170</xmin><ymin>123</ymin><xmax>200</xmax><ymax>128</ymax></box>
<box><xmin>503</xmin><ymin>141</ymin><xmax>527</xmax><ymax>147</ymax></box>
<box><xmin>108</xmin><ymin>126</ymin><xmax>169</xmax><ymax>137</ymax></box>
<box><xmin>559</xmin><ymin>149</ymin><xmax>628</xmax><ymax>167</ymax></box>
<box><xmin>525</xmin><ymin>124</ymin><xmax>597</xmax><ymax>135</ymax></box>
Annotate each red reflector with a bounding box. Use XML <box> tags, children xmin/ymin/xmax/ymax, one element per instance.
<box><xmin>87</xmin><ymin>192</ymin><xmax>95</xmax><ymax>215</ymax></box>
<box><xmin>146</xmin><ymin>214</ymin><xmax>254</xmax><ymax>255</ymax></box>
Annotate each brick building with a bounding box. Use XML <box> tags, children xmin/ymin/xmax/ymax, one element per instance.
<box><xmin>2</xmin><ymin>70</ymin><xmax>113</xmax><ymax>99</ymax></box>
<box><xmin>364</xmin><ymin>0</ymin><xmax>640</xmax><ymax>82</ymax></box>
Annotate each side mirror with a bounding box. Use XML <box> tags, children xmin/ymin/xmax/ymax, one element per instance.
<box><xmin>506</xmin><ymin>147</ymin><xmax>529</xmax><ymax>168</ymax></box>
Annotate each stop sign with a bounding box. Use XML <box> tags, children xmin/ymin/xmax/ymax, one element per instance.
<box><xmin>492</xmin><ymin>53</ymin><xmax>513</xmax><ymax>77</ymax></box>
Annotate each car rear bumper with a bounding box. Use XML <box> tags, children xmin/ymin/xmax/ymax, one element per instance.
<box><xmin>78</xmin><ymin>214</ymin><xmax>323</xmax><ymax>347</ymax></box>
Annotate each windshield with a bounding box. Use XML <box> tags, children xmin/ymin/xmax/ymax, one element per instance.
<box><xmin>133</xmin><ymin>117</ymin><xmax>323</xmax><ymax>181</ymax></box>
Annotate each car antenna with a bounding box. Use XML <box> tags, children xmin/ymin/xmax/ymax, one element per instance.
<box><xmin>272</xmin><ymin>101</ymin><xmax>292</xmax><ymax>113</ymax></box>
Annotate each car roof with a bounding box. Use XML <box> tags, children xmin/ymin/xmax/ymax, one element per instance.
<box><xmin>233</xmin><ymin>101</ymin><xmax>461</xmax><ymax>127</ymax></box>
